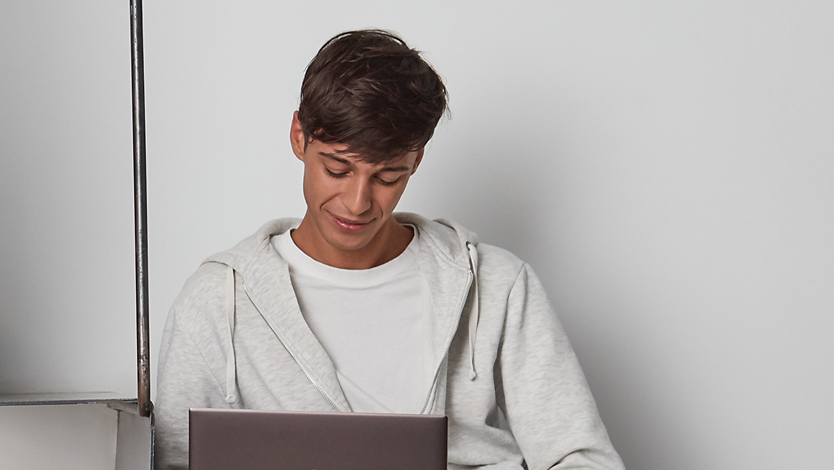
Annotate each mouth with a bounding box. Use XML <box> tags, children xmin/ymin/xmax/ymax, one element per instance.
<box><xmin>330</xmin><ymin>213</ymin><xmax>371</xmax><ymax>232</ymax></box>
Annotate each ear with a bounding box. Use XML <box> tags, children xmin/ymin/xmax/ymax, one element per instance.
<box><xmin>290</xmin><ymin>111</ymin><xmax>307</xmax><ymax>162</ymax></box>
<box><xmin>411</xmin><ymin>148</ymin><xmax>425</xmax><ymax>175</ymax></box>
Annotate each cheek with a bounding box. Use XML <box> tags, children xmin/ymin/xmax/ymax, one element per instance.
<box><xmin>301</xmin><ymin>166</ymin><xmax>313</xmax><ymax>203</ymax></box>
<box><xmin>380</xmin><ymin>183</ymin><xmax>409</xmax><ymax>212</ymax></box>
<box><xmin>303</xmin><ymin>168</ymin><xmax>342</xmax><ymax>207</ymax></box>
<box><xmin>301</xmin><ymin>167</ymin><xmax>327</xmax><ymax>208</ymax></box>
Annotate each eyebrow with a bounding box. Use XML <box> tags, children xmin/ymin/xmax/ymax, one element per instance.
<box><xmin>319</xmin><ymin>152</ymin><xmax>411</xmax><ymax>173</ymax></box>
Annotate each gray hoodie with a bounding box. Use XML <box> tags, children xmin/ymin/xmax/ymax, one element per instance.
<box><xmin>154</xmin><ymin>213</ymin><xmax>625</xmax><ymax>470</ymax></box>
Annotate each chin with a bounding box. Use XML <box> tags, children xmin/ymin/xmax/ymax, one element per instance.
<box><xmin>326</xmin><ymin>236</ymin><xmax>372</xmax><ymax>253</ymax></box>
<box><xmin>322</xmin><ymin>226</ymin><xmax>374</xmax><ymax>250</ymax></box>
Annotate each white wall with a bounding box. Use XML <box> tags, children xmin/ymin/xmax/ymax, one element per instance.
<box><xmin>0</xmin><ymin>404</ymin><xmax>152</xmax><ymax>470</ymax></box>
<box><xmin>1</xmin><ymin>2</ymin><xmax>144</xmax><ymax>468</ymax></box>
<box><xmin>2</xmin><ymin>1</ymin><xmax>832</xmax><ymax>469</ymax></box>
<box><xmin>0</xmin><ymin>405</ymin><xmax>117</xmax><ymax>470</ymax></box>
<box><xmin>0</xmin><ymin>0</ymin><xmax>136</xmax><ymax>396</ymax></box>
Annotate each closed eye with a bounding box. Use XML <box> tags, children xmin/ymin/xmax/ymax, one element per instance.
<box><xmin>325</xmin><ymin>168</ymin><xmax>348</xmax><ymax>178</ymax></box>
<box><xmin>376</xmin><ymin>176</ymin><xmax>400</xmax><ymax>186</ymax></box>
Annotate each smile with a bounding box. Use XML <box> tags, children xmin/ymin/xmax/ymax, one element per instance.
<box><xmin>330</xmin><ymin>214</ymin><xmax>371</xmax><ymax>232</ymax></box>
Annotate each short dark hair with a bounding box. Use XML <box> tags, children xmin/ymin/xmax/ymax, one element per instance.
<box><xmin>297</xmin><ymin>29</ymin><xmax>448</xmax><ymax>163</ymax></box>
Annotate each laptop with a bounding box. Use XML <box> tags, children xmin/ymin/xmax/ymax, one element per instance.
<box><xmin>189</xmin><ymin>408</ymin><xmax>448</xmax><ymax>470</ymax></box>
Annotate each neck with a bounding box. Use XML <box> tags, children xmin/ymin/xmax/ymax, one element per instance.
<box><xmin>291</xmin><ymin>217</ymin><xmax>413</xmax><ymax>270</ymax></box>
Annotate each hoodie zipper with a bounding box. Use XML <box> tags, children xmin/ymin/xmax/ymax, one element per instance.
<box><xmin>419</xmin><ymin>268</ymin><xmax>473</xmax><ymax>414</ymax></box>
<box><xmin>243</xmin><ymin>281</ymin><xmax>345</xmax><ymax>412</ymax></box>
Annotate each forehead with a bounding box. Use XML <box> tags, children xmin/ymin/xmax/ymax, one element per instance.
<box><xmin>310</xmin><ymin>140</ymin><xmax>416</xmax><ymax>168</ymax></box>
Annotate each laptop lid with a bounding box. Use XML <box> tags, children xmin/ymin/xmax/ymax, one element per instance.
<box><xmin>189</xmin><ymin>408</ymin><xmax>448</xmax><ymax>470</ymax></box>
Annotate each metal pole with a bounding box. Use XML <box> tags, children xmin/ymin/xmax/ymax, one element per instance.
<box><xmin>130</xmin><ymin>0</ymin><xmax>152</xmax><ymax>418</ymax></box>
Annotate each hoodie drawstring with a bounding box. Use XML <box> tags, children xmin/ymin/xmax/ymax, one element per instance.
<box><xmin>466</xmin><ymin>242</ymin><xmax>480</xmax><ymax>380</ymax></box>
<box><xmin>224</xmin><ymin>266</ymin><xmax>238</xmax><ymax>404</ymax></box>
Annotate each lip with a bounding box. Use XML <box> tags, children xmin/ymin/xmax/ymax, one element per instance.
<box><xmin>330</xmin><ymin>213</ymin><xmax>371</xmax><ymax>232</ymax></box>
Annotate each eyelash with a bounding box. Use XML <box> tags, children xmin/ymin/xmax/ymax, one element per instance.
<box><xmin>326</xmin><ymin>169</ymin><xmax>347</xmax><ymax>179</ymax></box>
<box><xmin>325</xmin><ymin>169</ymin><xmax>398</xmax><ymax>186</ymax></box>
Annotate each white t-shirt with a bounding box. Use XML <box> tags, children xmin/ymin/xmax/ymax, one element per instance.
<box><xmin>272</xmin><ymin>227</ymin><xmax>430</xmax><ymax>413</ymax></box>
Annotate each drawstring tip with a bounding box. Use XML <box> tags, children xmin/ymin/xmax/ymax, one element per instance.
<box><xmin>225</xmin><ymin>395</ymin><xmax>236</xmax><ymax>404</ymax></box>
<box><xmin>469</xmin><ymin>370</ymin><xmax>477</xmax><ymax>380</ymax></box>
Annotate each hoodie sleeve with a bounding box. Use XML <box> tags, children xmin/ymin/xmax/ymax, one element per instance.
<box><xmin>154</xmin><ymin>264</ymin><xmax>238</xmax><ymax>470</ymax></box>
<box><xmin>496</xmin><ymin>264</ymin><xmax>625</xmax><ymax>470</ymax></box>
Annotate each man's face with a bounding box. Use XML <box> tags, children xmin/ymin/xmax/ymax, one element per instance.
<box><xmin>290</xmin><ymin>113</ymin><xmax>422</xmax><ymax>265</ymax></box>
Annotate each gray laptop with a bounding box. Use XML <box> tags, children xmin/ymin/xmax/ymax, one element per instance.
<box><xmin>189</xmin><ymin>408</ymin><xmax>448</xmax><ymax>470</ymax></box>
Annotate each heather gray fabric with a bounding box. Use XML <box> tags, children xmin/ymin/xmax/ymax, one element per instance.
<box><xmin>154</xmin><ymin>213</ymin><xmax>625</xmax><ymax>470</ymax></box>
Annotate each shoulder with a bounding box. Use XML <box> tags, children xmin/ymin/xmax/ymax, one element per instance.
<box><xmin>204</xmin><ymin>218</ymin><xmax>299</xmax><ymax>267</ymax></box>
<box><xmin>398</xmin><ymin>211</ymin><xmax>530</xmax><ymax>280</ymax></box>
<box><xmin>472</xmin><ymin>243</ymin><xmax>535</xmax><ymax>305</ymax></box>
<box><xmin>173</xmin><ymin>261</ymin><xmax>228</xmax><ymax>308</ymax></box>
<box><xmin>475</xmin><ymin>242</ymin><xmax>526</xmax><ymax>274</ymax></box>
<box><xmin>167</xmin><ymin>218</ymin><xmax>298</xmax><ymax>334</ymax></box>
<box><xmin>167</xmin><ymin>261</ymin><xmax>229</xmax><ymax>335</ymax></box>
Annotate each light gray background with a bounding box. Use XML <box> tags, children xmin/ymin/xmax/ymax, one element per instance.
<box><xmin>1</xmin><ymin>0</ymin><xmax>136</xmax><ymax>397</ymax></box>
<box><xmin>2</xmin><ymin>1</ymin><xmax>833</xmax><ymax>469</ymax></box>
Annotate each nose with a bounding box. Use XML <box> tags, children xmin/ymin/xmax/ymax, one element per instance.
<box><xmin>343</xmin><ymin>176</ymin><xmax>372</xmax><ymax>215</ymax></box>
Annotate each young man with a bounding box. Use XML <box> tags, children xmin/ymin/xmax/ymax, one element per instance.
<box><xmin>155</xmin><ymin>30</ymin><xmax>625</xmax><ymax>470</ymax></box>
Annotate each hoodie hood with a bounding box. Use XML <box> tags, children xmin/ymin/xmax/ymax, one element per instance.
<box><xmin>206</xmin><ymin>214</ymin><xmax>478</xmax><ymax>272</ymax></box>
